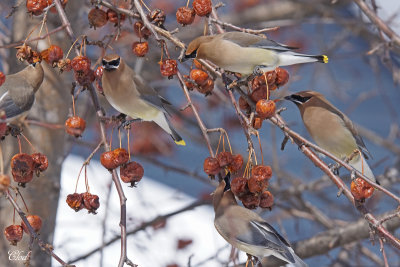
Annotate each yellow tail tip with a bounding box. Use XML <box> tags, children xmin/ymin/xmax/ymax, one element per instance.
<box><xmin>175</xmin><ymin>139</ymin><xmax>186</xmax><ymax>146</ymax></box>
<box><xmin>322</xmin><ymin>55</ymin><xmax>328</xmax><ymax>63</ymax></box>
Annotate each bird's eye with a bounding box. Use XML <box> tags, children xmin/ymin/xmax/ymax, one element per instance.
<box><xmin>109</xmin><ymin>58</ymin><xmax>120</xmax><ymax>67</ymax></box>
<box><xmin>292</xmin><ymin>95</ymin><xmax>312</xmax><ymax>103</ymax></box>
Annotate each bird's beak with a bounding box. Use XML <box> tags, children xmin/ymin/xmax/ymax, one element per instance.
<box><xmin>103</xmin><ymin>63</ymin><xmax>117</xmax><ymax>71</ymax></box>
<box><xmin>181</xmin><ymin>50</ymin><xmax>197</xmax><ymax>62</ymax></box>
<box><xmin>223</xmin><ymin>173</ymin><xmax>231</xmax><ymax>192</ymax></box>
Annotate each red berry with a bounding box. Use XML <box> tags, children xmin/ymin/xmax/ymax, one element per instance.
<box><xmin>251</xmin><ymin>165</ymin><xmax>272</xmax><ymax>180</ymax></box>
<box><xmin>31</xmin><ymin>152</ymin><xmax>48</xmax><ymax>173</ymax></box>
<box><xmin>0</xmin><ymin>71</ymin><xmax>5</xmax><ymax>86</ymax></box>
<box><xmin>193</xmin><ymin>0</ymin><xmax>212</xmax><ymax>17</ymax></box>
<box><xmin>248</xmin><ymin>175</ymin><xmax>268</xmax><ymax>194</ymax></box>
<box><xmin>132</xmin><ymin>41</ymin><xmax>149</xmax><ymax>57</ymax></box>
<box><xmin>74</xmin><ymin>69</ymin><xmax>95</xmax><ymax>86</ymax></box>
<box><xmin>256</xmin><ymin>99</ymin><xmax>276</xmax><ymax>119</ymax></box>
<box><xmin>239</xmin><ymin>96</ymin><xmax>250</xmax><ymax>112</ymax></box>
<box><xmin>197</xmin><ymin>79</ymin><xmax>214</xmax><ymax>95</ymax></box>
<box><xmin>21</xmin><ymin>215</ymin><xmax>42</xmax><ymax>233</ymax></box>
<box><xmin>106</xmin><ymin>8</ymin><xmax>126</xmax><ymax>24</ymax></box>
<box><xmin>275</xmin><ymin>67</ymin><xmax>289</xmax><ymax>87</ymax></box>
<box><xmin>203</xmin><ymin>157</ymin><xmax>220</xmax><ymax>176</ymax></box>
<box><xmin>252</xmin><ymin>116</ymin><xmax>263</xmax><ymax>130</ymax></box>
<box><xmin>11</xmin><ymin>153</ymin><xmax>34</xmax><ymax>185</ymax></box>
<box><xmin>0</xmin><ymin>111</ymin><xmax>7</xmax><ymax>138</ymax></box>
<box><xmin>4</xmin><ymin>225</ymin><xmax>23</xmax><ymax>245</ymax></box>
<box><xmin>71</xmin><ymin>56</ymin><xmax>91</xmax><ymax>74</ymax></box>
<box><xmin>231</xmin><ymin>177</ymin><xmax>248</xmax><ymax>197</ymax></box>
<box><xmin>41</xmin><ymin>45</ymin><xmax>63</xmax><ymax>66</ymax></box>
<box><xmin>216</xmin><ymin>151</ymin><xmax>233</xmax><ymax>167</ymax></box>
<box><xmin>66</xmin><ymin>193</ymin><xmax>84</xmax><ymax>212</ymax></box>
<box><xmin>176</xmin><ymin>7</ymin><xmax>196</xmax><ymax>25</ymax></box>
<box><xmin>120</xmin><ymin>161</ymin><xmax>144</xmax><ymax>186</ymax></box>
<box><xmin>26</xmin><ymin>0</ymin><xmax>49</xmax><ymax>16</ymax></box>
<box><xmin>240</xmin><ymin>192</ymin><xmax>260</xmax><ymax>209</ymax></box>
<box><xmin>82</xmin><ymin>192</ymin><xmax>100</xmax><ymax>214</ymax></box>
<box><xmin>133</xmin><ymin>21</ymin><xmax>151</xmax><ymax>39</ymax></box>
<box><xmin>88</xmin><ymin>7</ymin><xmax>108</xmax><ymax>29</ymax></box>
<box><xmin>190</xmin><ymin>69</ymin><xmax>208</xmax><ymax>86</ymax></box>
<box><xmin>100</xmin><ymin>151</ymin><xmax>118</xmax><ymax>170</ymax></box>
<box><xmin>228</xmin><ymin>154</ymin><xmax>244</xmax><ymax>173</ymax></box>
<box><xmin>160</xmin><ymin>59</ymin><xmax>178</xmax><ymax>78</ymax></box>
<box><xmin>250</xmin><ymin>87</ymin><xmax>268</xmax><ymax>102</ymax></box>
<box><xmin>251</xmin><ymin>71</ymin><xmax>276</xmax><ymax>90</ymax></box>
<box><xmin>183</xmin><ymin>75</ymin><xmax>195</xmax><ymax>91</ymax></box>
<box><xmin>351</xmin><ymin>178</ymin><xmax>374</xmax><ymax>201</ymax></box>
<box><xmin>94</xmin><ymin>66</ymin><xmax>103</xmax><ymax>80</ymax></box>
<box><xmin>113</xmin><ymin>148</ymin><xmax>129</xmax><ymax>166</ymax></box>
<box><xmin>259</xmin><ymin>191</ymin><xmax>274</xmax><ymax>209</ymax></box>
<box><xmin>65</xmin><ymin>116</ymin><xmax>86</xmax><ymax>137</ymax></box>
<box><xmin>58</xmin><ymin>58</ymin><xmax>72</xmax><ymax>72</ymax></box>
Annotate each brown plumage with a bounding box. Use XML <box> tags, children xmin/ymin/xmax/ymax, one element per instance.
<box><xmin>285</xmin><ymin>90</ymin><xmax>377</xmax><ymax>183</ymax></box>
<box><xmin>213</xmin><ymin>175</ymin><xmax>308</xmax><ymax>266</ymax></box>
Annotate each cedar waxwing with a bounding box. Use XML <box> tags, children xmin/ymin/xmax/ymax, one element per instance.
<box><xmin>213</xmin><ymin>175</ymin><xmax>308</xmax><ymax>267</ymax></box>
<box><xmin>184</xmin><ymin>32</ymin><xmax>328</xmax><ymax>76</ymax></box>
<box><xmin>285</xmin><ymin>91</ymin><xmax>378</xmax><ymax>184</ymax></box>
<box><xmin>101</xmin><ymin>54</ymin><xmax>185</xmax><ymax>146</ymax></box>
<box><xmin>0</xmin><ymin>62</ymin><xmax>44</xmax><ymax>120</ymax></box>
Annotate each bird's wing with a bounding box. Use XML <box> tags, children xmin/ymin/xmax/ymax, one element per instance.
<box><xmin>222</xmin><ymin>32</ymin><xmax>297</xmax><ymax>52</ymax></box>
<box><xmin>323</xmin><ymin>103</ymin><xmax>372</xmax><ymax>159</ymax></box>
<box><xmin>0</xmin><ymin>91</ymin><xmax>26</xmax><ymax>118</ymax></box>
<box><xmin>133</xmin><ymin>74</ymin><xmax>172</xmax><ymax>114</ymax></box>
<box><xmin>235</xmin><ymin>220</ymin><xmax>295</xmax><ymax>263</ymax></box>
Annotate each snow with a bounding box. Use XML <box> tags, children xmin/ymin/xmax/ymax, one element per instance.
<box><xmin>53</xmin><ymin>155</ymin><xmax>246</xmax><ymax>267</ymax></box>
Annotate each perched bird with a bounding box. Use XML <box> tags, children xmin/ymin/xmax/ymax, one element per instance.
<box><xmin>0</xmin><ymin>62</ymin><xmax>44</xmax><ymax>120</ymax></box>
<box><xmin>101</xmin><ymin>54</ymin><xmax>185</xmax><ymax>146</ymax></box>
<box><xmin>184</xmin><ymin>32</ymin><xmax>328</xmax><ymax>76</ymax></box>
<box><xmin>285</xmin><ymin>91</ymin><xmax>377</xmax><ymax>183</ymax></box>
<box><xmin>213</xmin><ymin>175</ymin><xmax>308</xmax><ymax>267</ymax></box>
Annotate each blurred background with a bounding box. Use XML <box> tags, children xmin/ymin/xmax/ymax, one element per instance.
<box><xmin>0</xmin><ymin>0</ymin><xmax>400</xmax><ymax>266</ymax></box>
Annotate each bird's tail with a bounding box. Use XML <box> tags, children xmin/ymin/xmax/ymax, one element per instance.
<box><xmin>153</xmin><ymin>112</ymin><xmax>186</xmax><ymax>146</ymax></box>
<box><xmin>350</xmin><ymin>154</ymin><xmax>378</xmax><ymax>184</ymax></box>
<box><xmin>279</xmin><ymin>51</ymin><xmax>328</xmax><ymax>66</ymax></box>
<box><xmin>287</xmin><ymin>251</ymin><xmax>308</xmax><ymax>267</ymax></box>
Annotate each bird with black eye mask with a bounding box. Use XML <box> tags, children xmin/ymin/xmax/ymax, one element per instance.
<box><xmin>285</xmin><ymin>90</ymin><xmax>378</xmax><ymax>184</ymax></box>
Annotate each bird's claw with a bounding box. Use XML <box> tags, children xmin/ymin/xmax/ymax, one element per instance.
<box><xmin>118</xmin><ymin>118</ymin><xmax>142</xmax><ymax>130</ymax></box>
<box><xmin>253</xmin><ymin>65</ymin><xmax>267</xmax><ymax>77</ymax></box>
<box><xmin>328</xmin><ymin>163</ymin><xmax>340</xmax><ymax>176</ymax></box>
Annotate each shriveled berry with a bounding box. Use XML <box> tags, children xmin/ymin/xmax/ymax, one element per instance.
<box><xmin>256</xmin><ymin>99</ymin><xmax>276</xmax><ymax>119</ymax></box>
<box><xmin>11</xmin><ymin>153</ymin><xmax>34</xmax><ymax>185</ymax></box>
<box><xmin>240</xmin><ymin>192</ymin><xmax>260</xmax><ymax>209</ymax></box>
<box><xmin>31</xmin><ymin>152</ymin><xmax>48</xmax><ymax>173</ymax></box>
<box><xmin>351</xmin><ymin>178</ymin><xmax>374</xmax><ymax>201</ymax></box>
<box><xmin>71</xmin><ymin>56</ymin><xmax>91</xmax><ymax>74</ymax></box>
<box><xmin>197</xmin><ymin>79</ymin><xmax>214</xmax><ymax>95</ymax></box>
<box><xmin>183</xmin><ymin>75</ymin><xmax>195</xmax><ymax>90</ymax></box>
<box><xmin>74</xmin><ymin>69</ymin><xmax>95</xmax><ymax>86</ymax></box>
<box><xmin>94</xmin><ymin>66</ymin><xmax>103</xmax><ymax>80</ymax></box>
<box><xmin>203</xmin><ymin>157</ymin><xmax>220</xmax><ymax>176</ymax></box>
<box><xmin>107</xmin><ymin>8</ymin><xmax>126</xmax><ymax>24</ymax></box>
<box><xmin>132</xmin><ymin>41</ymin><xmax>149</xmax><ymax>57</ymax></box>
<box><xmin>216</xmin><ymin>151</ymin><xmax>233</xmax><ymax>167</ymax></box>
<box><xmin>160</xmin><ymin>59</ymin><xmax>178</xmax><ymax>78</ymax></box>
<box><xmin>0</xmin><ymin>71</ymin><xmax>6</xmax><ymax>87</ymax></box>
<box><xmin>26</xmin><ymin>0</ymin><xmax>49</xmax><ymax>16</ymax></box>
<box><xmin>4</xmin><ymin>225</ymin><xmax>23</xmax><ymax>245</ymax></box>
<box><xmin>193</xmin><ymin>59</ymin><xmax>204</xmax><ymax>70</ymax></box>
<box><xmin>193</xmin><ymin>0</ymin><xmax>212</xmax><ymax>17</ymax></box>
<box><xmin>16</xmin><ymin>44</ymin><xmax>33</xmax><ymax>62</ymax></box>
<box><xmin>248</xmin><ymin>175</ymin><xmax>268</xmax><ymax>194</ymax></box>
<box><xmin>0</xmin><ymin>174</ymin><xmax>11</xmax><ymax>192</ymax></box>
<box><xmin>100</xmin><ymin>151</ymin><xmax>118</xmax><ymax>170</ymax></box>
<box><xmin>275</xmin><ymin>67</ymin><xmax>289</xmax><ymax>87</ymax></box>
<box><xmin>120</xmin><ymin>161</ymin><xmax>144</xmax><ymax>186</ymax></box>
<box><xmin>41</xmin><ymin>45</ymin><xmax>63</xmax><ymax>66</ymax></box>
<box><xmin>252</xmin><ymin>115</ymin><xmax>263</xmax><ymax>130</ymax></box>
<box><xmin>65</xmin><ymin>116</ymin><xmax>86</xmax><ymax>137</ymax></box>
<box><xmin>58</xmin><ymin>58</ymin><xmax>72</xmax><ymax>72</ymax></box>
<box><xmin>176</xmin><ymin>7</ymin><xmax>196</xmax><ymax>25</ymax></box>
<box><xmin>190</xmin><ymin>69</ymin><xmax>208</xmax><ymax>86</ymax></box>
<box><xmin>148</xmin><ymin>8</ymin><xmax>166</xmax><ymax>27</ymax></box>
<box><xmin>251</xmin><ymin>71</ymin><xmax>276</xmax><ymax>90</ymax></box>
<box><xmin>133</xmin><ymin>21</ymin><xmax>151</xmax><ymax>39</ymax></box>
<box><xmin>239</xmin><ymin>96</ymin><xmax>250</xmax><ymax>112</ymax></box>
<box><xmin>251</xmin><ymin>165</ymin><xmax>272</xmax><ymax>180</ymax></box>
<box><xmin>259</xmin><ymin>191</ymin><xmax>274</xmax><ymax>209</ymax></box>
<box><xmin>231</xmin><ymin>177</ymin><xmax>248</xmax><ymax>197</ymax></box>
<box><xmin>66</xmin><ymin>193</ymin><xmax>84</xmax><ymax>211</ymax></box>
<box><xmin>0</xmin><ymin>111</ymin><xmax>6</xmax><ymax>138</ymax></box>
<box><xmin>113</xmin><ymin>148</ymin><xmax>129</xmax><ymax>166</ymax></box>
<box><xmin>88</xmin><ymin>7</ymin><xmax>108</xmax><ymax>29</ymax></box>
<box><xmin>82</xmin><ymin>192</ymin><xmax>100</xmax><ymax>214</ymax></box>
<box><xmin>250</xmin><ymin>87</ymin><xmax>268</xmax><ymax>102</ymax></box>
<box><xmin>177</xmin><ymin>239</ymin><xmax>193</xmax><ymax>250</ymax></box>
<box><xmin>229</xmin><ymin>154</ymin><xmax>243</xmax><ymax>173</ymax></box>
<box><xmin>21</xmin><ymin>215</ymin><xmax>42</xmax><ymax>233</ymax></box>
